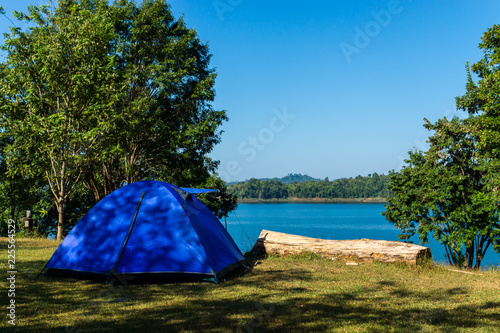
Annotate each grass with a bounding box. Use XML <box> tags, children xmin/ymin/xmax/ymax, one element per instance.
<box><xmin>1</xmin><ymin>237</ymin><xmax>500</xmax><ymax>332</ymax></box>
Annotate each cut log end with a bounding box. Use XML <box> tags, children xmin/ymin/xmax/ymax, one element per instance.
<box><xmin>253</xmin><ymin>229</ymin><xmax>432</xmax><ymax>265</ymax></box>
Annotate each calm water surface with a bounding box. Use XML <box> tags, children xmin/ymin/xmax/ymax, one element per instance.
<box><xmin>225</xmin><ymin>203</ymin><xmax>500</xmax><ymax>267</ymax></box>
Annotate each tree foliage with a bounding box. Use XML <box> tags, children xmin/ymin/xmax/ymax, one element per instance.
<box><xmin>383</xmin><ymin>118</ymin><xmax>500</xmax><ymax>268</ymax></box>
<box><xmin>251</xmin><ymin>173</ymin><xmax>322</xmax><ymax>185</ymax></box>
<box><xmin>456</xmin><ymin>25</ymin><xmax>500</xmax><ymax>158</ymax></box>
<box><xmin>0</xmin><ymin>0</ymin><xmax>236</xmax><ymax>237</ymax></box>
<box><xmin>229</xmin><ymin>173</ymin><xmax>390</xmax><ymax>200</ymax></box>
<box><xmin>81</xmin><ymin>0</ymin><xmax>229</xmax><ymax>203</ymax></box>
<box><xmin>383</xmin><ymin>25</ymin><xmax>500</xmax><ymax>268</ymax></box>
<box><xmin>0</xmin><ymin>1</ymin><xmax>118</xmax><ymax>239</ymax></box>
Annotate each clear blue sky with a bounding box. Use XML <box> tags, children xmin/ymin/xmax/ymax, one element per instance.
<box><xmin>1</xmin><ymin>1</ymin><xmax>499</xmax><ymax>182</ymax></box>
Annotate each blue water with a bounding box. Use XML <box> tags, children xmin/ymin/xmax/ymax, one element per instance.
<box><xmin>225</xmin><ymin>203</ymin><xmax>500</xmax><ymax>268</ymax></box>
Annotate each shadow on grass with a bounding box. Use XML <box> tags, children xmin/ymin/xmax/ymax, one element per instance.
<box><xmin>13</xmin><ymin>292</ymin><xmax>500</xmax><ymax>333</ymax></box>
<box><xmin>2</xmin><ymin>240</ymin><xmax>500</xmax><ymax>332</ymax></box>
<box><xmin>2</xmin><ymin>266</ymin><xmax>498</xmax><ymax>333</ymax></box>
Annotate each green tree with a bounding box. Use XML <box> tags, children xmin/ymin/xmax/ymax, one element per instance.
<box><xmin>383</xmin><ymin>117</ymin><xmax>500</xmax><ymax>268</ymax></box>
<box><xmin>0</xmin><ymin>1</ymin><xmax>118</xmax><ymax>239</ymax></box>
<box><xmin>81</xmin><ymin>0</ymin><xmax>229</xmax><ymax>204</ymax></box>
<box><xmin>455</xmin><ymin>24</ymin><xmax>500</xmax><ymax>198</ymax></box>
<box><xmin>456</xmin><ymin>25</ymin><xmax>500</xmax><ymax>154</ymax></box>
<box><xmin>196</xmin><ymin>175</ymin><xmax>237</xmax><ymax>220</ymax></box>
<box><xmin>383</xmin><ymin>25</ymin><xmax>500</xmax><ymax>268</ymax></box>
<box><xmin>1</xmin><ymin>0</ymin><xmax>235</xmax><ymax>237</ymax></box>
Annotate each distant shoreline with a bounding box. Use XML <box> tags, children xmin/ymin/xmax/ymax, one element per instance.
<box><xmin>237</xmin><ymin>197</ymin><xmax>387</xmax><ymax>204</ymax></box>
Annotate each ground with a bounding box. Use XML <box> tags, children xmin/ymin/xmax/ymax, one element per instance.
<box><xmin>1</xmin><ymin>237</ymin><xmax>499</xmax><ymax>332</ymax></box>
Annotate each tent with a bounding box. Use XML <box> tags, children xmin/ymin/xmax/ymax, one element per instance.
<box><xmin>41</xmin><ymin>180</ymin><xmax>247</xmax><ymax>283</ymax></box>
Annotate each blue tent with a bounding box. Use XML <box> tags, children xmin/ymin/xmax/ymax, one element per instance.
<box><xmin>41</xmin><ymin>180</ymin><xmax>246</xmax><ymax>283</ymax></box>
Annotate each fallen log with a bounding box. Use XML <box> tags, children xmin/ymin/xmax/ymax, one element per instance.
<box><xmin>253</xmin><ymin>229</ymin><xmax>432</xmax><ymax>265</ymax></box>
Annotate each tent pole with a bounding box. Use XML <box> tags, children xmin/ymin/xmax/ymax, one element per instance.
<box><xmin>106</xmin><ymin>191</ymin><xmax>146</xmax><ymax>283</ymax></box>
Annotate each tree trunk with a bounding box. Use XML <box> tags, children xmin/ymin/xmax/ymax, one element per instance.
<box><xmin>466</xmin><ymin>243</ymin><xmax>475</xmax><ymax>269</ymax></box>
<box><xmin>474</xmin><ymin>247</ymin><xmax>483</xmax><ymax>269</ymax></box>
<box><xmin>474</xmin><ymin>237</ymin><xmax>490</xmax><ymax>269</ymax></box>
<box><xmin>56</xmin><ymin>198</ymin><xmax>65</xmax><ymax>240</ymax></box>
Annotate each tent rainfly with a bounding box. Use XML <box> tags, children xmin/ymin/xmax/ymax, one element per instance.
<box><xmin>40</xmin><ymin>180</ymin><xmax>247</xmax><ymax>283</ymax></box>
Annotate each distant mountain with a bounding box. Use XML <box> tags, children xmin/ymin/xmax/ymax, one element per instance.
<box><xmin>227</xmin><ymin>172</ymin><xmax>390</xmax><ymax>200</ymax></box>
<box><xmin>229</xmin><ymin>173</ymin><xmax>321</xmax><ymax>185</ymax></box>
<box><xmin>271</xmin><ymin>173</ymin><xmax>322</xmax><ymax>184</ymax></box>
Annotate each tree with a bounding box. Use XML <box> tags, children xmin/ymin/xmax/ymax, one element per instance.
<box><xmin>456</xmin><ymin>25</ymin><xmax>500</xmax><ymax>155</ymax></box>
<box><xmin>80</xmin><ymin>0</ymin><xmax>229</xmax><ymax>204</ymax></box>
<box><xmin>383</xmin><ymin>118</ymin><xmax>500</xmax><ymax>268</ymax></box>
<box><xmin>0</xmin><ymin>135</ymin><xmax>46</xmax><ymax>233</ymax></box>
<box><xmin>1</xmin><ymin>0</ymin><xmax>236</xmax><ymax>238</ymax></box>
<box><xmin>455</xmin><ymin>24</ymin><xmax>500</xmax><ymax>197</ymax></box>
<box><xmin>0</xmin><ymin>1</ymin><xmax>118</xmax><ymax>239</ymax></box>
<box><xmin>383</xmin><ymin>25</ymin><xmax>500</xmax><ymax>268</ymax></box>
<box><xmin>196</xmin><ymin>175</ymin><xmax>237</xmax><ymax>220</ymax></box>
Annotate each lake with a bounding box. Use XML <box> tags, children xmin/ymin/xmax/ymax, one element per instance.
<box><xmin>225</xmin><ymin>203</ymin><xmax>500</xmax><ymax>268</ymax></box>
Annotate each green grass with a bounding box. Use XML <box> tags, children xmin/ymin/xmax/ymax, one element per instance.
<box><xmin>1</xmin><ymin>237</ymin><xmax>500</xmax><ymax>332</ymax></box>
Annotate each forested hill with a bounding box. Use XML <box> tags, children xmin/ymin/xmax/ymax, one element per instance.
<box><xmin>228</xmin><ymin>173</ymin><xmax>390</xmax><ymax>200</ymax></box>
<box><xmin>263</xmin><ymin>173</ymin><xmax>322</xmax><ymax>184</ymax></box>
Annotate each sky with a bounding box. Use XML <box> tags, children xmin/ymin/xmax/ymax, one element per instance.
<box><xmin>1</xmin><ymin>0</ymin><xmax>499</xmax><ymax>182</ymax></box>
